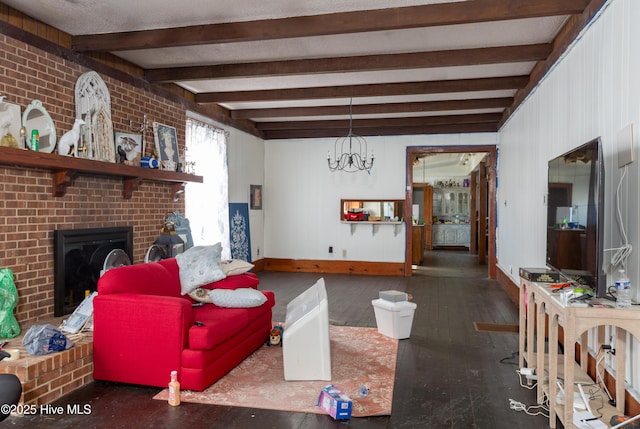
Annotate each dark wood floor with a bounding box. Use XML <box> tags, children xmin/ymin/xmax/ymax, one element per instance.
<box><xmin>4</xmin><ymin>251</ymin><xmax>549</xmax><ymax>428</ymax></box>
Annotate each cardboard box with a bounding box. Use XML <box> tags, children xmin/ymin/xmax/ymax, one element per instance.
<box><xmin>317</xmin><ymin>384</ymin><xmax>352</xmax><ymax>420</ymax></box>
<box><xmin>518</xmin><ymin>267</ymin><xmax>560</xmax><ymax>283</ymax></box>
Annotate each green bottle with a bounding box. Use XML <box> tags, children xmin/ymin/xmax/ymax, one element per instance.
<box><xmin>31</xmin><ymin>129</ymin><xmax>39</xmax><ymax>151</ymax></box>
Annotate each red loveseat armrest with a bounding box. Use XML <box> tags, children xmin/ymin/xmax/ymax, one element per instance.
<box><xmin>93</xmin><ymin>293</ymin><xmax>193</xmax><ymax>388</ymax></box>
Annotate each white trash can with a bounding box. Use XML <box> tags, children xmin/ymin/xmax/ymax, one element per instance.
<box><xmin>372</xmin><ymin>298</ymin><xmax>417</xmax><ymax>339</ymax></box>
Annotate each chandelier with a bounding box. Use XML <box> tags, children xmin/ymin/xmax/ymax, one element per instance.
<box><xmin>327</xmin><ymin>99</ymin><xmax>374</xmax><ymax>173</ymax></box>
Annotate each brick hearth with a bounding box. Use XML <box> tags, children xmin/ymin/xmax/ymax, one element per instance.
<box><xmin>0</xmin><ymin>317</ymin><xmax>93</xmax><ymax>407</ymax></box>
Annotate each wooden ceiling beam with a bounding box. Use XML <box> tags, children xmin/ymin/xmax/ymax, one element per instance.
<box><xmin>72</xmin><ymin>0</ymin><xmax>588</xmax><ymax>52</ymax></box>
<box><xmin>256</xmin><ymin>113</ymin><xmax>503</xmax><ymax>131</ymax></box>
<box><xmin>196</xmin><ymin>76</ymin><xmax>528</xmax><ymax>103</ymax></box>
<box><xmin>233</xmin><ymin>98</ymin><xmax>512</xmax><ymax>120</ymax></box>
<box><xmin>499</xmin><ymin>0</ymin><xmax>607</xmax><ymax>128</ymax></box>
<box><xmin>262</xmin><ymin>123</ymin><xmax>498</xmax><ymax>140</ymax></box>
<box><xmin>145</xmin><ymin>44</ymin><xmax>551</xmax><ymax>82</ymax></box>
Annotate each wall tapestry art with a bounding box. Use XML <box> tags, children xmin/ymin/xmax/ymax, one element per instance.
<box><xmin>228</xmin><ymin>203</ymin><xmax>251</xmax><ymax>262</ymax></box>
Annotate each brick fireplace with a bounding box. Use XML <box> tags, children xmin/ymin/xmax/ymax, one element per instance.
<box><xmin>0</xmin><ymin>15</ymin><xmax>195</xmax><ymax>408</ymax></box>
<box><xmin>0</xmin><ymin>32</ymin><xmax>186</xmax><ymax>326</ymax></box>
<box><xmin>53</xmin><ymin>227</ymin><xmax>133</xmax><ymax>317</ymax></box>
<box><xmin>0</xmin><ymin>30</ymin><xmax>186</xmax><ymax>405</ymax></box>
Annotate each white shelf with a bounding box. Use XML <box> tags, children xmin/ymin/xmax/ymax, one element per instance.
<box><xmin>520</xmin><ymin>279</ymin><xmax>640</xmax><ymax>428</ymax></box>
<box><xmin>341</xmin><ymin>221</ymin><xmax>404</xmax><ymax>236</ymax></box>
<box><xmin>524</xmin><ymin>352</ymin><xmax>618</xmax><ymax>427</ymax></box>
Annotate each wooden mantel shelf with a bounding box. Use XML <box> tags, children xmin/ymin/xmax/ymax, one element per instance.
<box><xmin>0</xmin><ymin>146</ymin><xmax>203</xmax><ymax>199</ymax></box>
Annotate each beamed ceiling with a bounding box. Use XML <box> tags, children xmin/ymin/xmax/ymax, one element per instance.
<box><xmin>1</xmin><ymin>0</ymin><xmax>606</xmax><ymax>140</ymax></box>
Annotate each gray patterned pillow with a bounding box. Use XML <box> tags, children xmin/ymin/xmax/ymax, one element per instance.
<box><xmin>176</xmin><ymin>243</ymin><xmax>226</xmax><ymax>295</ymax></box>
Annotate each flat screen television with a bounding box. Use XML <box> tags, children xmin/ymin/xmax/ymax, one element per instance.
<box><xmin>546</xmin><ymin>137</ymin><xmax>606</xmax><ymax>298</ymax></box>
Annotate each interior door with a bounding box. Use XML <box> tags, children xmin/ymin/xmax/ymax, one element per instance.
<box><xmin>424</xmin><ymin>185</ymin><xmax>433</xmax><ymax>250</ymax></box>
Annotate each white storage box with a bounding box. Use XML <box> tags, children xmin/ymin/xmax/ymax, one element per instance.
<box><xmin>372</xmin><ymin>298</ymin><xmax>417</xmax><ymax>339</ymax></box>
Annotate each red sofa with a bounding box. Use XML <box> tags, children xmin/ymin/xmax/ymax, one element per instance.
<box><xmin>93</xmin><ymin>258</ymin><xmax>274</xmax><ymax>391</ymax></box>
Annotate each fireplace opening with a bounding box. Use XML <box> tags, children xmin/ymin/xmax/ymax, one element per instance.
<box><xmin>54</xmin><ymin>227</ymin><xmax>133</xmax><ymax>316</ymax></box>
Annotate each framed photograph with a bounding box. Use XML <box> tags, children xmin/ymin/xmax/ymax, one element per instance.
<box><xmin>250</xmin><ymin>185</ymin><xmax>262</xmax><ymax>210</ymax></box>
<box><xmin>153</xmin><ymin>122</ymin><xmax>180</xmax><ymax>171</ymax></box>
<box><xmin>0</xmin><ymin>101</ymin><xmax>23</xmax><ymax>148</ymax></box>
<box><xmin>114</xmin><ymin>132</ymin><xmax>142</xmax><ymax>166</ymax></box>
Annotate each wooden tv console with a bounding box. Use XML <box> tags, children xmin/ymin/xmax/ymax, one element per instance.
<box><xmin>519</xmin><ymin>278</ymin><xmax>640</xmax><ymax>428</ymax></box>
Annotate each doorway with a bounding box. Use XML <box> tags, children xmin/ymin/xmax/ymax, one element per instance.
<box><xmin>404</xmin><ymin>145</ymin><xmax>497</xmax><ymax>279</ymax></box>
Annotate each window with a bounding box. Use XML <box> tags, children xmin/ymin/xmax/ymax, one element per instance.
<box><xmin>185</xmin><ymin>118</ymin><xmax>231</xmax><ymax>260</ymax></box>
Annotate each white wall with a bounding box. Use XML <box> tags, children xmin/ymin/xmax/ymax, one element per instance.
<box><xmin>498</xmin><ymin>0</ymin><xmax>640</xmax><ymax>290</ymax></box>
<box><xmin>226</xmin><ymin>126</ymin><xmax>265</xmax><ymax>262</ymax></box>
<box><xmin>263</xmin><ymin>133</ymin><xmax>496</xmax><ymax>262</ymax></box>
<box><xmin>498</xmin><ymin>0</ymin><xmax>640</xmax><ymax>389</ymax></box>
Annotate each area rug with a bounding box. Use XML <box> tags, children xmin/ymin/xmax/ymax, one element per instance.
<box><xmin>154</xmin><ymin>325</ymin><xmax>398</xmax><ymax>417</ymax></box>
<box><xmin>473</xmin><ymin>322</ymin><xmax>519</xmax><ymax>333</ymax></box>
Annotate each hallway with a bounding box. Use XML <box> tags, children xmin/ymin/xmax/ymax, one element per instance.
<box><xmin>414</xmin><ymin>249</ymin><xmax>488</xmax><ymax>278</ymax></box>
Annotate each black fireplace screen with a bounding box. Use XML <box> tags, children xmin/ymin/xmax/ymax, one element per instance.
<box><xmin>54</xmin><ymin>227</ymin><xmax>133</xmax><ymax>316</ymax></box>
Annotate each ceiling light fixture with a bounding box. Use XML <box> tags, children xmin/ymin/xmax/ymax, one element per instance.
<box><xmin>327</xmin><ymin>98</ymin><xmax>374</xmax><ymax>173</ymax></box>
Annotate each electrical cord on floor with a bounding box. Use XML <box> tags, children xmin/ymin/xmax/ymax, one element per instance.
<box><xmin>508</xmin><ymin>394</ymin><xmax>549</xmax><ymax>418</ymax></box>
<box><xmin>515</xmin><ymin>369</ymin><xmax>537</xmax><ymax>390</ymax></box>
<box><xmin>510</xmin><ymin>365</ymin><xmax>550</xmax><ymax>418</ymax></box>
<box><xmin>499</xmin><ymin>351</ymin><xmax>519</xmax><ymax>365</ymax></box>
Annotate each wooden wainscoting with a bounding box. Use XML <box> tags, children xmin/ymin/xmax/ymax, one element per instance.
<box><xmin>496</xmin><ymin>265</ymin><xmax>520</xmax><ymax>306</ymax></box>
<box><xmin>259</xmin><ymin>258</ymin><xmax>405</xmax><ymax>276</ymax></box>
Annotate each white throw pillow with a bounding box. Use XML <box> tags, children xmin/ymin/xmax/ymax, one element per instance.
<box><xmin>208</xmin><ymin>288</ymin><xmax>267</xmax><ymax>308</ymax></box>
<box><xmin>222</xmin><ymin>259</ymin><xmax>254</xmax><ymax>276</ymax></box>
<box><xmin>176</xmin><ymin>243</ymin><xmax>226</xmax><ymax>295</ymax></box>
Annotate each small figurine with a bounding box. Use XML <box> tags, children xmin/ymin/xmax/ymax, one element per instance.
<box><xmin>57</xmin><ymin>118</ymin><xmax>85</xmax><ymax>156</ymax></box>
<box><xmin>117</xmin><ymin>145</ymin><xmax>127</xmax><ymax>163</ymax></box>
<box><xmin>266</xmin><ymin>325</ymin><xmax>283</xmax><ymax>347</ymax></box>
<box><xmin>1</xmin><ymin>123</ymin><xmax>19</xmax><ymax>148</ymax></box>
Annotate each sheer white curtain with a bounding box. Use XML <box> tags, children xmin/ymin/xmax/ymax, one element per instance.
<box><xmin>185</xmin><ymin>118</ymin><xmax>231</xmax><ymax>260</ymax></box>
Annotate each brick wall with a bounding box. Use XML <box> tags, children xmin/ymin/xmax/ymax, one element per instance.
<box><xmin>0</xmin><ymin>33</ymin><xmax>186</xmax><ymax>325</ymax></box>
<box><xmin>1</xmin><ymin>332</ymin><xmax>94</xmax><ymax>406</ymax></box>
